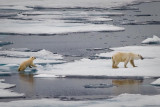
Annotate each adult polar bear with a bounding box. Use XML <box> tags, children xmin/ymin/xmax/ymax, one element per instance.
<box><xmin>112</xmin><ymin>52</ymin><xmax>143</xmax><ymax>68</ymax></box>
<box><xmin>18</xmin><ymin>57</ymin><xmax>37</xmax><ymax>71</ymax></box>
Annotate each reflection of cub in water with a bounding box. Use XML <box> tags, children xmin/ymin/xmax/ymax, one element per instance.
<box><xmin>112</xmin><ymin>79</ymin><xmax>143</xmax><ymax>85</ymax></box>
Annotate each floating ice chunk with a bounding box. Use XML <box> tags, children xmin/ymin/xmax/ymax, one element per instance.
<box><xmin>0</xmin><ymin>94</ymin><xmax>160</xmax><ymax>107</ymax></box>
<box><xmin>0</xmin><ymin>89</ymin><xmax>25</xmax><ymax>98</ymax></box>
<box><xmin>0</xmin><ymin>22</ymin><xmax>125</xmax><ymax>34</ymax></box>
<box><xmin>0</xmin><ymin>80</ymin><xmax>24</xmax><ymax>98</ymax></box>
<box><xmin>88</xmin><ymin>17</ymin><xmax>113</xmax><ymax>22</ymax></box>
<box><xmin>0</xmin><ymin>0</ymin><xmax>136</xmax><ymax>10</ymax></box>
<box><xmin>34</xmin><ymin>74</ymin><xmax>65</xmax><ymax>78</ymax></box>
<box><xmin>0</xmin><ymin>82</ymin><xmax>16</xmax><ymax>89</ymax></box>
<box><xmin>0</xmin><ymin>49</ymin><xmax>64</xmax><ymax>64</ymax></box>
<box><xmin>0</xmin><ymin>49</ymin><xmax>63</xmax><ymax>60</ymax></box>
<box><xmin>151</xmin><ymin>78</ymin><xmax>160</xmax><ymax>86</ymax></box>
<box><xmin>0</xmin><ymin>72</ymin><xmax>11</xmax><ymax>76</ymax></box>
<box><xmin>142</xmin><ymin>35</ymin><xmax>160</xmax><ymax>44</ymax></box>
<box><xmin>0</xmin><ymin>79</ymin><xmax>5</xmax><ymax>82</ymax></box>
<box><xmin>84</xmin><ymin>83</ymin><xmax>114</xmax><ymax>88</ymax></box>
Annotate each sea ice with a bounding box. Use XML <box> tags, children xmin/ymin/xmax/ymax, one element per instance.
<box><xmin>0</xmin><ymin>81</ymin><xmax>15</xmax><ymax>89</ymax></box>
<box><xmin>0</xmin><ymin>94</ymin><xmax>160</xmax><ymax>107</ymax></box>
<box><xmin>0</xmin><ymin>89</ymin><xmax>25</xmax><ymax>98</ymax></box>
<box><xmin>0</xmin><ymin>49</ymin><xmax>64</xmax><ymax>64</ymax></box>
<box><xmin>0</xmin><ymin>80</ymin><xmax>24</xmax><ymax>98</ymax></box>
<box><xmin>36</xmin><ymin>45</ymin><xmax>160</xmax><ymax>78</ymax></box>
<box><xmin>84</xmin><ymin>83</ymin><xmax>114</xmax><ymax>88</ymax></box>
<box><xmin>0</xmin><ymin>21</ymin><xmax>125</xmax><ymax>34</ymax></box>
<box><xmin>141</xmin><ymin>35</ymin><xmax>160</xmax><ymax>44</ymax></box>
<box><xmin>150</xmin><ymin>78</ymin><xmax>160</xmax><ymax>86</ymax></box>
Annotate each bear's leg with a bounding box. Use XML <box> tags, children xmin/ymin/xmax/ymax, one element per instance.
<box><xmin>114</xmin><ymin>61</ymin><xmax>119</xmax><ymax>68</ymax></box>
<box><xmin>130</xmin><ymin>60</ymin><xmax>137</xmax><ymax>67</ymax></box>
<box><xmin>29</xmin><ymin>65</ymin><xmax>32</xmax><ymax>68</ymax></box>
<box><xmin>112</xmin><ymin>58</ymin><xmax>115</xmax><ymax>68</ymax></box>
<box><xmin>124</xmin><ymin>60</ymin><xmax>129</xmax><ymax>68</ymax></box>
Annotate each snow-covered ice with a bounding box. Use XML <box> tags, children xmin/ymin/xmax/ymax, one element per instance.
<box><xmin>0</xmin><ymin>22</ymin><xmax>125</xmax><ymax>34</ymax></box>
<box><xmin>151</xmin><ymin>78</ymin><xmax>160</xmax><ymax>86</ymax></box>
<box><xmin>0</xmin><ymin>0</ymin><xmax>136</xmax><ymax>10</ymax></box>
<box><xmin>0</xmin><ymin>81</ymin><xmax>15</xmax><ymax>89</ymax></box>
<box><xmin>36</xmin><ymin>45</ymin><xmax>160</xmax><ymax>78</ymax></box>
<box><xmin>0</xmin><ymin>49</ymin><xmax>64</xmax><ymax>64</ymax></box>
<box><xmin>0</xmin><ymin>93</ymin><xmax>160</xmax><ymax>107</ymax></box>
<box><xmin>142</xmin><ymin>35</ymin><xmax>160</xmax><ymax>44</ymax></box>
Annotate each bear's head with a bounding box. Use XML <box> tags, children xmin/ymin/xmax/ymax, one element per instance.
<box><xmin>135</xmin><ymin>54</ymin><xmax>144</xmax><ymax>60</ymax></box>
<box><xmin>30</xmin><ymin>56</ymin><xmax>36</xmax><ymax>60</ymax></box>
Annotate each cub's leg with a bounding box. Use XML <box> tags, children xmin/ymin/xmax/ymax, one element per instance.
<box><xmin>130</xmin><ymin>60</ymin><xmax>137</xmax><ymax>67</ymax></box>
<box><xmin>31</xmin><ymin>62</ymin><xmax>37</xmax><ymax>67</ymax></box>
<box><xmin>29</xmin><ymin>65</ymin><xmax>32</xmax><ymax>68</ymax></box>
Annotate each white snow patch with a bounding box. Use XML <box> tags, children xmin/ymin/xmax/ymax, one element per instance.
<box><xmin>151</xmin><ymin>78</ymin><xmax>160</xmax><ymax>86</ymax></box>
<box><xmin>36</xmin><ymin>45</ymin><xmax>160</xmax><ymax>78</ymax></box>
<box><xmin>0</xmin><ymin>94</ymin><xmax>160</xmax><ymax>107</ymax></box>
<box><xmin>142</xmin><ymin>35</ymin><xmax>160</xmax><ymax>44</ymax></box>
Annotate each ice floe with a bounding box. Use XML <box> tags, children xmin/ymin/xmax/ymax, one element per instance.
<box><xmin>0</xmin><ymin>0</ymin><xmax>136</xmax><ymax>10</ymax></box>
<box><xmin>141</xmin><ymin>35</ymin><xmax>160</xmax><ymax>44</ymax></box>
<box><xmin>0</xmin><ymin>49</ymin><xmax>64</xmax><ymax>64</ymax></box>
<box><xmin>150</xmin><ymin>78</ymin><xmax>160</xmax><ymax>86</ymax></box>
<box><xmin>84</xmin><ymin>83</ymin><xmax>114</xmax><ymax>88</ymax></box>
<box><xmin>0</xmin><ymin>94</ymin><xmax>160</xmax><ymax>107</ymax></box>
<box><xmin>0</xmin><ymin>79</ymin><xmax>24</xmax><ymax>98</ymax></box>
<box><xmin>34</xmin><ymin>74</ymin><xmax>65</xmax><ymax>78</ymax></box>
<box><xmin>0</xmin><ymin>22</ymin><xmax>125</xmax><ymax>34</ymax></box>
<box><xmin>0</xmin><ymin>81</ymin><xmax>15</xmax><ymax>89</ymax></box>
<box><xmin>36</xmin><ymin>45</ymin><xmax>160</xmax><ymax>78</ymax></box>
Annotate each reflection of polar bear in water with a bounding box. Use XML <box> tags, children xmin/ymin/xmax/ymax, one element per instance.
<box><xmin>18</xmin><ymin>57</ymin><xmax>36</xmax><ymax>71</ymax></box>
<box><xmin>112</xmin><ymin>52</ymin><xmax>144</xmax><ymax>68</ymax></box>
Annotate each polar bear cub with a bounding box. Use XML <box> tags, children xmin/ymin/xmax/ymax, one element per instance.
<box><xmin>112</xmin><ymin>52</ymin><xmax>143</xmax><ymax>68</ymax></box>
<box><xmin>18</xmin><ymin>57</ymin><xmax>37</xmax><ymax>71</ymax></box>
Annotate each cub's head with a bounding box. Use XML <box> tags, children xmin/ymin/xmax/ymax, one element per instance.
<box><xmin>30</xmin><ymin>56</ymin><xmax>36</xmax><ymax>60</ymax></box>
<box><xmin>135</xmin><ymin>54</ymin><xmax>144</xmax><ymax>60</ymax></box>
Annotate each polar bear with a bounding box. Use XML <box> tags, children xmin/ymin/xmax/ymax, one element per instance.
<box><xmin>18</xmin><ymin>57</ymin><xmax>36</xmax><ymax>71</ymax></box>
<box><xmin>112</xmin><ymin>52</ymin><xmax>143</xmax><ymax>68</ymax></box>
